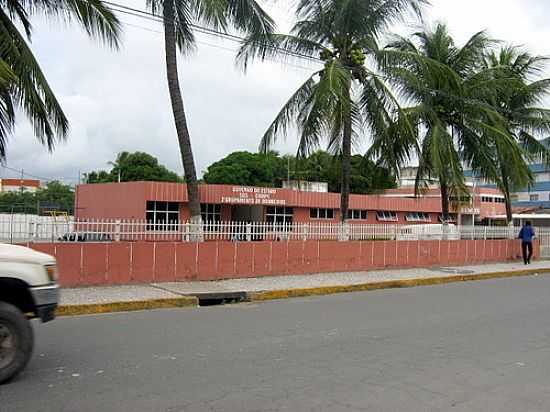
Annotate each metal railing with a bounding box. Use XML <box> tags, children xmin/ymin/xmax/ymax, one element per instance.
<box><xmin>1</xmin><ymin>216</ymin><xmax>545</xmax><ymax>245</ymax></box>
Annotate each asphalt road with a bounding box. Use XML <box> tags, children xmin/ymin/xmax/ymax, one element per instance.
<box><xmin>3</xmin><ymin>276</ymin><xmax>550</xmax><ymax>412</ymax></box>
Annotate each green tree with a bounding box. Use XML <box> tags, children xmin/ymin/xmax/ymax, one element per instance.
<box><xmin>36</xmin><ymin>181</ymin><xmax>75</xmax><ymax>213</ymax></box>
<box><xmin>0</xmin><ymin>181</ymin><xmax>74</xmax><ymax>214</ymax></box>
<box><xmin>478</xmin><ymin>47</ymin><xmax>550</xmax><ymax>223</ymax></box>
<box><xmin>238</xmin><ymin>0</ymin><xmax>425</xmax><ymax>222</ymax></box>
<box><xmin>147</xmin><ymin>0</ymin><xmax>274</xmax><ymax>225</ymax></box>
<box><xmin>383</xmin><ymin>23</ymin><xmax>516</xmax><ymax>221</ymax></box>
<box><xmin>203</xmin><ymin>151</ymin><xmax>286</xmax><ymax>187</ymax></box>
<box><xmin>85</xmin><ymin>170</ymin><xmax>112</xmax><ymax>184</ymax></box>
<box><xmin>86</xmin><ymin>151</ymin><xmax>182</xmax><ymax>183</ymax></box>
<box><xmin>203</xmin><ymin>150</ymin><xmax>397</xmax><ymax>193</ymax></box>
<box><xmin>0</xmin><ymin>0</ymin><xmax>120</xmax><ymax>158</ymax></box>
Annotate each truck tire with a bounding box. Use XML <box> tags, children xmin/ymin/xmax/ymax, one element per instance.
<box><xmin>0</xmin><ymin>302</ymin><xmax>34</xmax><ymax>384</ymax></box>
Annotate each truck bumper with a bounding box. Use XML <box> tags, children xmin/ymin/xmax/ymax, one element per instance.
<box><xmin>30</xmin><ymin>284</ymin><xmax>59</xmax><ymax>323</ymax></box>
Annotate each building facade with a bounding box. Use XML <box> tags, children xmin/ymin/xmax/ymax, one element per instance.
<box><xmin>75</xmin><ymin>182</ymin><xmax>506</xmax><ymax>225</ymax></box>
<box><xmin>0</xmin><ymin>178</ymin><xmax>40</xmax><ymax>193</ymax></box>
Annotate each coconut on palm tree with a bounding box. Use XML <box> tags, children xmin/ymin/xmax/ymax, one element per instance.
<box><xmin>237</xmin><ymin>0</ymin><xmax>426</xmax><ymax>223</ymax></box>
<box><xmin>0</xmin><ymin>0</ymin><xmax>121</xmax><ymax>158</ymax></box>
<box><xmin>382</xmin><ymin>23</ymin><xmax>517</xmax><ymax>222</ymax></box>
<box><xmin>145</xmin><ymin>0</ymin><xmax>274</xmax><ymax>227</ymax></box>
<box><xmin>477</xmin><ymin>47</ymin><xmax>550</xmax><ymax>223</ymax></box>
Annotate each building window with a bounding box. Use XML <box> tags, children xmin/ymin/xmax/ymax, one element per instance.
<box><xmin>406</xmin><ymin>212</ymin><xmax>431</xmax><ymax>222</ymax></box>
<box><xmin>450</xmin><ymin>196</ymin><xmax>471</xmax><ymax>203</ymax></box>
<box><xmin>535</xmin><ymin>172</ymin><xmax>550</xmax><ymax>182</ymax></box>
<box><xmin>310</xmin><ymin>208</ymin><xmax>335</xmax><ymax>219</ymax></box>
<box><xmin>201</xmin><ymin>204</ymin><xmax>221</xmax><ymax>222</ymax></box>
<box><xmin>481</xmin><ymin>196</ymin><xmax>494</xmax><ymax>203</ymax></box>
<box><xmin>348</xmin><ymin>210</ymin><xmax>368</xmax><ymax>220</ymax></box>
<box><xmin>146</xmin><ymin>201</ymin><xmax>180</xmax><ymax>230</ymax></box>
<box><xmin>266</xmin><ymin>207</ymin><xmax>293</xmax><ymax>225</ymax></box>
<box><xmin>495</xmin><ymin>197</ymin><xmax>505</xmax><ymax>203</ymax></box>
<box><xmin>377</xmin><ymin>211</ymin><xmax>398</xmax><ymax>222</ymax></box>
<box><xmin>530</xmin><ymin>194</ymin><xmax>539</xmax><ymax>202</ymax></box>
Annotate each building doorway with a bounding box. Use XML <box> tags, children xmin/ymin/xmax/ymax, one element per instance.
<box><xmin>231</xmin><ymin>205</ymin><xmax>264</xmax><ymax>222</ymax></box>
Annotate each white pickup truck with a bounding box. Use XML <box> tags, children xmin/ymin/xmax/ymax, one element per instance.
<box><xmin>0</xmin><ymin>244</ymin><xmax>59</xmax><ymax>384</ymax></box>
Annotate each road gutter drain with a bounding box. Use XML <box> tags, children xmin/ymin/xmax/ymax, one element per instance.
<box><xmin>196</xmin><ymin>292</ymin><xmax>248</xmax><ymax>307</ymax></box>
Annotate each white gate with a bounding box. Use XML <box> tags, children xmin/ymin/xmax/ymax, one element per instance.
<box><xmin>537</xmin><ymin>228</ymin><xmax>550</xmax><ymax>258</ymax></box>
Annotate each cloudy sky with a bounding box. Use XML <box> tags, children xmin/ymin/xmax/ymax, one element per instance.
<box><xmin>4</xmin><ymin>0</ymin><xmax>550</xmax><ymax>183</ymax></box>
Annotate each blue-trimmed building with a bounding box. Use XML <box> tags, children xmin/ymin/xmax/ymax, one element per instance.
<box><xmin>464</xmin><ymin>163</ymin><xmax>550</xmax><ymax>209</ymax></box>
<box><xmin>509</xmin><ymin>163</ymin><xmax>550</xmax><ymax>208</ymax></box>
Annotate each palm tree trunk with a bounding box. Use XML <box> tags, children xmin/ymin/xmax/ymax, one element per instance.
<box><xmin>440</xmin><ymin>180</ymin><xmax>450</xmax><ymax>222</ymax></box>
<box><xmin>503</xmin><ymin>180</ymin><xmax>513</xmax><ymax>225</ymax></box>
<box><xmin>163</xmin><ymin>0</ymin><xmax>201</xmax><ymax>225</ymax></box>
<box><xmin>340</xmin><ymin>112</ymin><xmax>352</xmax><ymax>223</ymax></box>
<box><xmin>500</xmin><ymin>171</ymin><xmax>513</xmax><ymax>225</ymax></box>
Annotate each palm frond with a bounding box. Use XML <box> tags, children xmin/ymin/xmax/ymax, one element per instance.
<box><xmin>192</xmin><ymin>0</ymin><xmax>274</xmax><ymax>39</ymax></box>
<box><xmin>0</xmin><ymin>8</ymin><xmax>68</xmax><ymax>156</ymax></box>
<box><xmin>32</xmin><ymin>0</ymin><xmax>121</xmax><ymax>48</ymax></box>
<box><xmin>237</xmin><ymin>33</ymin><xmax>324</xmax><ymax>70</ymax></box>
<box><xmin>258</xmin><ymin>73</ymin><xmax>318</xmax><ymax>153</ymax></box>
<box><xmin>297</xmin><ymin>59</ymin><xmax>351</xmax><ymax>156</ymax></box>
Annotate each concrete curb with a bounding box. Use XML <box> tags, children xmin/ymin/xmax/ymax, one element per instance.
<box><xmin>247</xmin><ymin>268</ymin><xmax>550</xmax><ymax>302</ymax></box>
<box><xmin>55</xmin><ymin>267</ymin><xmax>550</xmax><ymax>316</ymax></box>
<box><xmin>56</xmin><ymin>296</ymin><xmax>198</xmax><ymax>317</ymax></box>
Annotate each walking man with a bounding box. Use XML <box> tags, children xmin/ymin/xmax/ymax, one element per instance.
<box><xmin>519</xmin><ymin>221</ymin><xmax>535</xmax><ymax>265</ymax></box>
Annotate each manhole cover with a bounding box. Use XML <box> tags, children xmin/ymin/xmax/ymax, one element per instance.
<box><xmin>430</xmin><ymin>267</ymin><xmax>476</xmax><ymax>274</ymax></box>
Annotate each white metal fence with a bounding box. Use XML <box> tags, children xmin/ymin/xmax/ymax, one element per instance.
<box><xmin>2</xmin><ymin>216</ymin><xmax>548</xmax><ymax>250</ymax></box>
<box><xmin>0</xmin><ymin>214</ymin><xmax>74</xmax><ymax>244</ymax></box>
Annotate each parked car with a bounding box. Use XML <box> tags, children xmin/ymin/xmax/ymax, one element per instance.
<box><xmin>0</xmin><ymin>243</ymin><xmax>59</xmax><ymax>384</ymax></box>
<box><xmin>58</xmin><ymin>232</ymin><xmax>112</xmax><ymax>242</ymax></box>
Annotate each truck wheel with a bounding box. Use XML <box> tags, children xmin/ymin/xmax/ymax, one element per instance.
<box><xmin>0</xmin><ymin>302</ymin><xmax>34</xmax><ymax>384</ymax></box>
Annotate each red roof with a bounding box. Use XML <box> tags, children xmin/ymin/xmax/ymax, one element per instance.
<box><xmin>384</xmin><ymin>186</ymin><xmax>503</xmax><ymax>196</ymax></box>
<box><xmin>1</xmin><ymin>178</ymin><xmax>40</xmax><ymax>188</ymax></box>
<box><xmin>76</xmin><ymin>182</ymin><xmax>442</xmax><ymax>213</ymax></box>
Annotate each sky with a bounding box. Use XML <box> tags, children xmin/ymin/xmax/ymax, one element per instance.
<box><xmin>4</xmin><ymin>0</ymin><xmax>550</xmax><ymax>184</ymax></box>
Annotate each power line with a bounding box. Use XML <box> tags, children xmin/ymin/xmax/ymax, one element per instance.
<box><xmin>118</xmin><ymin>19</ymin><xmax>317</xmax><ymax>72</ymax></box>
<box><xmin>0</xmin><ymin>165</ymin><xmax>80</xmax><ymax>183</ymax></box>
<box><xmin>104</xmin><ymin>1</ymin><xmax>402</xmax><ymax>79</ymax></box>
<box><xmin>103</xmin><ymin>0</ymin><xmax>324</xmax><ymax>65</ymax></box>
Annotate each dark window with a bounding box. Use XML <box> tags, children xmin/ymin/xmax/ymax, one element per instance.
<box><xmin>146</xmin><ymin>201</ymin><xmax>180</xmax><ymax>231</ymax></box>
<box><xmin>406</xmin><ymin>212</ymin><xmax>431</xmax><ymax>222</ymax></box>
<box><xmin>266</xmin><ymin>207</ymin><xmax>293</xmax><ymax>225</ymax></box>
<box><xmin>201</xmin><ymin>204</ymin><xmax>222</xmax><ymax>222</ymax></box>
<box><xmin>348</xmin><ymin>210</ymin><xmax>368</xmax><ymax>220</ymax></box>
<box><xmin>376</xmin><ymin>211</ymin><xmax>398</xmax><ymax>222</ymax></box>
<box><xmin>310</xmin><ymin>208</ymin><xmax>335</xmax><ymax>219</ymax></box>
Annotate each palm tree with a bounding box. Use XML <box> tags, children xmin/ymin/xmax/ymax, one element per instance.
<box><xmin>237</xmin><ymin>0</ymin><xmax>426</xmax><ymax>223</ymax></box>
<box><xmin>0</xmin><ymin>0</ymin><xmax>120</xmax><ymax>158</ymax></box>
<box><xmin>383</xmin><ymin>23</ymin><xmax>516</xmax><ymax>222</ymax></box>
<box><xmin>145</xmin><ymin>0</ymin><xmax>274</xmax><ymax>225</ymax></box>
<box><xmin>477</xmin><ymin>47</ymin><xmax>550</xmax><ymax>223</ymax></box>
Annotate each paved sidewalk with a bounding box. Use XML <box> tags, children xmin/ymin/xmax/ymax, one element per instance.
<box><xmin>60</xmin><ymin>260</ymin><xmax>550</xmax><ymax>306</ymax></box>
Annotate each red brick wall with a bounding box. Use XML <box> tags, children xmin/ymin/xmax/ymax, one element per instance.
<box><xmin>26</xmin><ymin>240</ymin><xmax>536</xmax><ymax>287</ymax></box>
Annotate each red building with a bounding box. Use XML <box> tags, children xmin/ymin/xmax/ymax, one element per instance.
<box><xmin>75</xmin><ymin>182</ymin><xmax>506</xmax><ymax>225</ymax></box>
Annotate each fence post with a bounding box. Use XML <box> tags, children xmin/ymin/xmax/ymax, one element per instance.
<box><xmin>183</xmin><ymin>222</ymin><xmax>190</xmax><ymax>242</ymax></box>
<box><xmin>31</xmin><ymin>222</ymin><xmax>38</xmax><ymax>242</ymax></box>
<box><xmin>339</xmin><ymin>222</ymin><xmax>350</xmax><ymax>241</ymax></box>
<box><xmin>246</xmin><ymin>223</ymin><xmax>252</xmax><ymax>242</ymax></box>
<box><xmin>303</xmin><ymin>224</ymin><xmax>309</xmax><ymax>241</ymax></box>
<box><xmin>114</xmin><ymin>219</ymin><xmax>121</xmax><ymax>242</ymax></box>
